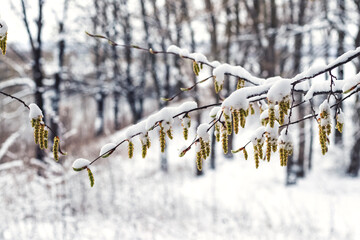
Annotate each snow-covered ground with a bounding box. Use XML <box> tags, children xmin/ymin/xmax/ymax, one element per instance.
<box><xmin>0</xmin><ymin>120</ymin><xmax>359</xmax><ymax>240</ymax></box>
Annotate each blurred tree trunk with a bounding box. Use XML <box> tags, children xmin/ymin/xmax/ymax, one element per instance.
<box><xmin>288</xmin><ymin>0</ymin><xmax>307</xmax><ymax>183</ymax></box>
<box><xmin>323</xmin><ymin>0</ymin><xmax>330</xmax><ymax>80</ymax></box>
<box><xmin>223</xmin><ymin>0</ymin><xmax>234</xmax><ymax>159</ymax></box>
<box><xmin>92</xmin><ymin>0</ymin><xmax>106</xmax><ymax>136</ymax></box>
<box><xmin>151</xmin><ymin>0</ymin><xmax>170</xmax><ymax>171</ymax></box>
<box><xmin>112</xmin><ymin>0</ymin><xmax>122</xmax><ymax>130</ymax></box>
<box><xmin>121</xmin><ymin>0</ymin><xmax>143</xmax><ymax>124</ymax></box>
<box><xmin>51</xmin><ymin>0</ymin><xmax>69</xmax><ymax>140</ymax></box>
<box><xmin>21</xmin><ymin>0</ymin><xmax>45</xmax><ymax>162</ymax></box>
<box><xmin>347</xmin><ymin>1</ymin><xmax>360</xmax><ymax>176</ymax></box>
<box><xmin>348</xmin><ymin>96</ymin><xmax>360</xmax><ymax>176</ymax></box>
<box><xmin>204</xmin><ymin>0</ymin><xmax>218</xmax><ymax>57</ymax></box>
<box><xmin>180</xmin><ymin>0</ymin><xmax>204</xmax><ymax>175</ymax></box>
<box><xmin>335</xmin><ymin>0</ymin><xmax>346</xmax><ymax>145</ymax></box>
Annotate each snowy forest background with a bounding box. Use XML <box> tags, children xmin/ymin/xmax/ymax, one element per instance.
<box><xmin>1</xmin><ymin>0</ymin><xmax>360</xmax><ymax>239</ymax></box>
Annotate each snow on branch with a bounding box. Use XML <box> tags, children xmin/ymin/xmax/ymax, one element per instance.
<box><xmin>65</xmin><ymin>33</ymin><xmax>360</xmax><ymax>185</ymax></box>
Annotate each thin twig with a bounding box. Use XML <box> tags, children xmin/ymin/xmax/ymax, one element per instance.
<box><xmin>0</xmin><ymin>90</ymin><xmax>30</xmax><ymax>109</ymax></box>
<box><xmin>162</xmin><ymin>75</ymin><xmax>213</xmax><ymax>102</ymax></box>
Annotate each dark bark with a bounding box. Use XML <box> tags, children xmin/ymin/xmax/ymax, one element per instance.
<box><xmin>21</xmin><ymin>0</ymin><xmax>45</xmax><ymax>162</ymax></box>
<box><xmin>204</xmin><ymin>0</ymin><xmax>218</xmax><ymax>58</ymax></box>
<box><xmin>335</xmin><ymin>0</ymin><xmax>346</xmax><ymax>145</ymax></box>
<box><xmin>288</xmin><ymin>0</ymin><xmax>307</xmax><ymax>182</ymax></box>
<box><xmin>347</xmin><ymin>3</ymin><xmax>360</xmax><ymax>176</ymax></box>
<box><xmin>50</xmin><ymin>0</ymin><xmax>69</xmax><ymax>139</ymax></box>
<box><xmin>112</xmin><ymin>0</ymin><xmax>121</xmax><ymax>130</ymax></box>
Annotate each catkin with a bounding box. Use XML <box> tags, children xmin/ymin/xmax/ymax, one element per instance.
<box><xmin>215</xmin><ymin>123</ymin><xmax>220</xmax><ymax>142</ymax></box>
<box><xmin>159</xmin><ymin>126</ymin><xmax>166</xmax><ymax>153</ymax></box>
<box><xmin>34</xmin><ymin>118</ymin><xmax>40</xmax><ymax>144</ymax></box>
<box><xmin>44</xmin><ymin>129</ymin><xmax>48</xmax><ymax>149</ymax></box>
<box><xmin>39</xmin><ymin>124</ymin><xmax>45</xmax><ymax>149</ymax></box>
<box><xmin>87</xmin><ymin>168</ymin><xmax>95</xmax><ymax>187</ymax></box>
<box><xmin>196</xmin><ymin>152</ymin><xmax>203</xmax><ymax>171</ymax></box>
<box><xmin>53</xmin><ymin>136</ymin><xmax>59</xmax><ymax>161</ymax></box>
<box><xmin>233</xmin><ymin>110</ymin><xmax>240</xmax><ymax>134</ymax></box>
<box><xmin>128</xmin><ymin>141</ymin><xmax>134</xmax><ymax>158</ymax></box>
<box><xmin>239</xmin><ymin>109</ymin><xmax>246</xmax><ymax>128</ymax></box>
<box><xmin>167</xmin><ymin>129</ymin><xmax>173</xmax><ymax>140</ymax></box>
<box><xmin>142</xmin><ymin>144</ymin><xmax>147</xmax><ymax>158</ymax></box>
<box><xmin>243</xmin><ymin>148</ymin><xmax>248</xmax><ymax>160</ymax></box>
<box><xmin>254</xmin><ymin>145</ymin><xmax>259</xmax><ymax>169</ymax></box>
<box><xmin>221</xmin><ymin>127</ymin><xmax>228</xmax><ymax>154</ymax></box>
<box><xmin>269</xmin><ymin>105</ymin><xmax>275</xmax><ymax>128</ymax></box>
<box><xmin>266</xmin><ymin>137</ymin><xmax>272</xmax><ymax>162</ymax></box>
<box><xmin>237</xmin><ymin>78</ymin><xmax>245</xmax><ymax>89</ymax></box>
<box><xmin>224</xmin><ymin>112</ymin><xmax>232</xmax><ymax>135</ymax></box>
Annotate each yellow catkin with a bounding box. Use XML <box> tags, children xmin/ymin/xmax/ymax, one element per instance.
<box><xmin>31</xmin><ymin>118</ymin><xmax>36</xmax><ymax>127</ymax></box>
<box><xmin>254</xmin><ymin>145</ymin><xmax>259</xmax><ymax>169</ymax></box>
<box><xmin>183</xmin><ymin>127</ymin><xmax>188</xmax><ymax>140</ymax></box>
<box><xmin>200</xmin><ymin>138</ymin><xmax>207</xmax><ymax>160</ymax></box>
<box><xmin>249</xmin><ymin>104</ymin><xmax>255</xmax><ymax>115</ymax></box>
<box><xmin>283</xmin><ymin>150</ymin><xmax>288</xmax><ymax>166</ymax></box>
<box><xmin>214</xmin><ymin>81</ymin><xmax>219</xmax><ymax>93</ymax></box>
<box><xmin>206</xmin><ymin>142</ymin><xmax>211</xmax><ymax>157</ymax></box>
<box><xmin>193</xmin><ymin>61</ymin><xmax>200</xmax><ymax>76</ymax></box>
<box><xmin>336</xmin><ymin>121</ymin><xmax>343</xmax><ymax>133</ymax></box>
<box><xmin>279</xmin><ymin>148</ymin><xmax>284</xmax><ymax>166</ymax></box>
<box><xmin>53</xmin><ymin>136</ymin><xmax>59</xmax><ymax>161</ymax></box>
<box><xmin>318</xmin><ymin>124</ymin><xmax>327</xmax><ymax>155</ymax></box>
<box><xmin>236</xmin><ymin>78</ymin><xmax>245</xmax><ymax>89</ymax></box>
<box><xmin>214</xmin><ymin>81</ymin><xmax>223</xmax><ymax>93</ymax></box>
<box><xmin>272</xmin><ymin>142</ymin><xmax>277</xmax><ymax>152</ymax></box>
<box><xmin>269</xmin><ymin>105</ymin><xmax>275</xmax><ymax>128</ymax></box>
<box><xmin>224</xmin><ymin>112</ymin><xmax>232</xmax><ymax>135</ymax></box>
<box><xmin>326</xmin><ymin>124</ymin><xmax>331</xmax><ymax>135</ymax></box>
<box><xmin>257</xmin><ymin>141</ymin><xmax>263</xmax><ymax>160</ymax></box>
<box><xmin>266</xmin><ymin>137</ymin><xmax>272</xmax><ymax>162</ymax></box>
<box><xmin>44</xmin><ymin>129</ymin><xmax>48</xmax><ymax>149</ymax></box>
<box><xmin>34</xmin><ymin>118</ymin><xmax>41</xmax><ymax>144</ymax></box>
<box><xmin>221</xmin><ymin>127</ymin><xmax>228</xmax><ymax>154</ymax></box>
<box><xmin>167</xmin><ymin>129</ymin><xmax>173</xmax><ymax>140</ymax></box>
<box><xmin>240</xmin><ymin>109</ymin><xmax>246</xmax><ymax>128</ymax></box>
<box><xmin>233</xmin><ymin>109</ymin><xmax>240</xmax><ymax>134</ymax></box>
<box><xmin>243</xmin><ymin>148</ymin><xmax>248</xmax><ymax>160</ymax></box>
<box><xmin>128</xmin><ymin>141</ymin><xmax>134</xmax><ymax>158</ymax></box>
<box><xmin>87</xmin><ymin>168</ymin><xmax>94</xmax><ymax>187</ymax></box>
<box><xmin>159</xmin><ymin>126</ymin><xmax>166</xmax><ymax>153</ymax></box>
<box><xmin>39</xmin><ymin>124</ymin><xmax>45</xmax><ymax>149</ymax></box>
<box><xmin>146</xmin><ymin>135</ymin><xmax>151</xmax><ymax>149</ymax></box>
<box><xmin>196</xmin><ymin>152</ymin><xmax>203</xmax><ymax>171</ymax></box>
<box><xmin>215</xmin><ymin>124</ymin><xmax>220</xmax><ymax>142</ymax></box>
<box><xmin>142</xmin><ymin>144</ymin><xmax>147</xmax><ymax>158</ymax></box>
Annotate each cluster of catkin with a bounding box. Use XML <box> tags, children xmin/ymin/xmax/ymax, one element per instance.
<box><xmin>220</xmin><ymin>105</ymin><xmax>255</xmax><ymax>155</ymax></box>
<box><xmin>31</xmin><ymin>116</ymin><xmax>49</xmax><ymax>151</ymax></box>
<box><xmin>195</xmin><ymin>138</ymin><xmax>211</xmax><ymax>171</ymax></box>
<box><xmin>127</xmin><ymin>133</ymin><xmax>151</xmax><ymax>159</ymax></box>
